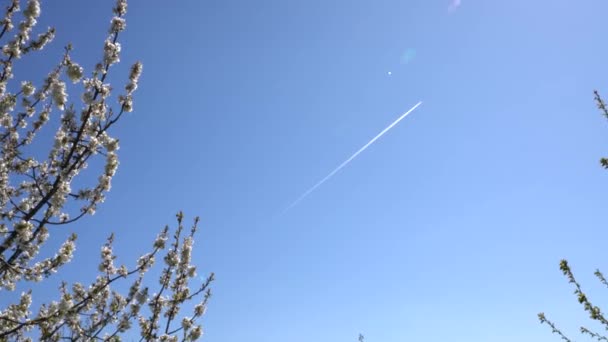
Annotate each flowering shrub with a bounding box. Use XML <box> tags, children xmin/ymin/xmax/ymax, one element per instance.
<box><xmin>0</xmin><ymin>1</ymin><xmax>213</xmax><ymax>340</ymax></box>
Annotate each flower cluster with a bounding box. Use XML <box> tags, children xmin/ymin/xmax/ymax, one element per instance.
<box><xmin>1</xmin><ymin>214</ymin><xmax>212</xmax><ymax>341</ymax></box>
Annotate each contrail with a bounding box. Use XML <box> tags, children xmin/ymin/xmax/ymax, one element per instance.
<box><xmin>282</xmin><ymin>101</ymin><xmax>423</xmax><ymax>214</ymax></box>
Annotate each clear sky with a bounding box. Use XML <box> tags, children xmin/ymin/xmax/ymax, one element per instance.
<box><xmin>18</xmin><ymin>0</ymin><xmax>608</xmax><ymax>341</ymax></box>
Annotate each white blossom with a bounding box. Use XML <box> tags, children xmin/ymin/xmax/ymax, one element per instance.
<box><xmin>125</xmin><ymin>61</ymin><xmax>142</xmax><ymax>94</ymax></box>
<box><xmin>109</xmin><ymin>16</ymin><xmax>126</xmax><ymax>33</ymax></box>
<box><xmin>114</xmin><ymin>0</ymin><xmax>127</xmax><ymax>16</ymax></box>
<box><xmin>50</xmin><ymin>80</ymin><xmax>67</xmax><ymax>109</ymax></box>
<box><xmin>194</xmin><ymin>303</ymin><xmax>206</xmax><ymax>317</ymax></box>
<box><xmin>23</xmin><ymin>0</ymin><xmax>40</xmax><ymax>20</ymax></box>
<box><xmin>14</xmin><ymin>220</ymin><xmax>33</xmax><ymax>243</ymax></box>
<box><xmin>189</xmin><ymin>326</ymin><xmax>203</xmax><ymax>340</ymax></box>
<box><xmin>2</xmin><ymin>40</ymin><xmax>20</xmax><ymax>58</ymax></box>
<box><xmin>66</xmin><ymin>63</ymin><xmax>83</xmax><ymax>83</ymax></box>
<box><xmin>181</xmin><ymin>317</ymin><xmax>192</xmax><ymax>330</ymax></box>
<box><xmin>30</xmin><ymin>27</ymin><xmax>55</xmax><ymax>50</ymax></box>
<box><xmin>154</xmin><ymin>233</ymin><xmax>167</xmax><ymax>249</ymax></box>
<box><xmin>56</xmin><ymin>236</ymin><xmax>76</xmax><ymax>264</ymax></box>
<box><xmin>18</xmin><ymin>0</ymin><xmax>40</xmax><ymax>42</ymax></box>
<box><xmin>103</xmin><ymin>39</ymin><xmax>121</xmax><ymax>65</ymax></box>
<box><xmin>118</xmin><ymin>264</ymin><xmax>128</xmax><ymax>277</ymax></box>
<box><xmin>20</xmin><ymin>81</ymin><xmax>35</xmax><ymax>96</ymax></box>
<box><xmin>118</xmin><ymin>94</ymin><xmax>132</xmax><ymax>112</ymax></box>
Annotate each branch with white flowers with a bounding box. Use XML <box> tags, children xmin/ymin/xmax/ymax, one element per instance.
<box><xmin>0</xmin><ymin>1</ymin><xmax>213</xmax><ymax>340</ymax></box>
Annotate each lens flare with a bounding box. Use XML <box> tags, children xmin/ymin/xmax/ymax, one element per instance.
<box><xmin>400</xmin><ymin>49</ymin><xmax>416</xmax><ymax>65</ymax></box>
<box><xmin>448</xmin><ymin>0</ymin><xmax>461</xmax><ymax>12</ymax></box>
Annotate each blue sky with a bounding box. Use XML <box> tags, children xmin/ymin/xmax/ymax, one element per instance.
<box><xmin>16</xmin><ymin>0</ymin><xmax>608</xmax><ymax>341</ymax></box>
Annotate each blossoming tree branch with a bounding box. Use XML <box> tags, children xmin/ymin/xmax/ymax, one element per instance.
<box><xmin>0</xmin><ymin>1</ymin><xmax>213</xmax><ymax>340</ymax></box>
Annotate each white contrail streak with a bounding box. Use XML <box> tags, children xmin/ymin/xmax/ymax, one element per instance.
<box><xmin>282</xmin><ymin>101</ymin><xmax>422</xmax><ymax>214</ymax></box>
